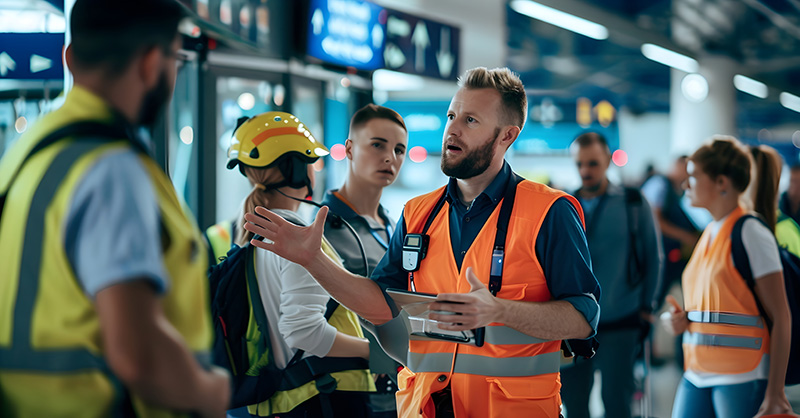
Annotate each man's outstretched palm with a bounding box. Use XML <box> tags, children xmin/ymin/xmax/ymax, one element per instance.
<box><xmin>243</xmin><ymin>205</ymin><xmax>327</xmax><ymax>267</ymax></box>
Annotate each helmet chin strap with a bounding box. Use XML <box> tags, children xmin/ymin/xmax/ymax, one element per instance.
<box><xmin>257</xmin><ymin>180</ymin><xmax>313</xmax><ymax>200</ymax></box>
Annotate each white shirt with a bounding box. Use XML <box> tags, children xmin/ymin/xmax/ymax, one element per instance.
<box><xmin>685</xmin><ymin>215</ymin><xmax>781</xmax><ymax>387</ymax></box>
<box><xmin>253</xmin><ymin>209</ymin><xmax>338</xmax><ymax>369</ymax></box>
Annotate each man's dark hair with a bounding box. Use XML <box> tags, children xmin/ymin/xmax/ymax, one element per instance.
<box><xmin>70</xmin><ymin>0</ymin><xmax>185</xmax><ymax>75</ymax></box>
<box><xmin>573</xmin><ymin>131</ymin><xmax>610</xmax><ymax>155</ymax></box>
<box><xmin>349</xmin><ymin>104</ymin><xmax>407</xmax><ymax>134</ymax></box>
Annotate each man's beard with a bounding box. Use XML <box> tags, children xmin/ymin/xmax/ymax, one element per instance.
<box><xmin>137</xmin><ymin>71</ymin><xmax>170</xmax><ymax>127</ymax></box>
<box><xmin>441</xmin><ymin>128</ymin><xmax>500</xmax><ymax>179</ymax></box>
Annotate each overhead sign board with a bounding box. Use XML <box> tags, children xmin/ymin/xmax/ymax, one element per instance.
<box><xmin>306</xmin><ymin>0</ymin><xmax>386</xmax><ymax>71</ymax></box>
<box><xmin>0</xmin><ymin>33</ymin><xmax>64</xmax><ymax>80</ymax></box>
<box><xmin>383</xmin><ymin>9</ymin><xmax>459</xmax><ymax>80</ymax></box>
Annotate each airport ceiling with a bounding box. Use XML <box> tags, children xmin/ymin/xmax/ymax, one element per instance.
<box><xmin>507</xmin><ymin>0</ymin><xmax>800</xmax><ymax>133</ymax></box>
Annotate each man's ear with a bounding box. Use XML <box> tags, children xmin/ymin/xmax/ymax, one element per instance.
<box><xmin>138</xmin><ymin>47</ymin><xmax>162</xmax><ymax>89</ymax></box>
<box><xmin>499</xmin><ymin>125</ymin><xmax>521</xmax><ymax>149</ymax></box>
<box><xmin>64</xmin><ymin>44</ymin><xmax>75</xmax><ymax>72</ymax></box>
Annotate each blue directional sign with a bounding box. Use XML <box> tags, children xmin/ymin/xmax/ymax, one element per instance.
<box><xmin>0</xmin><ymin>33</ymin><xmax>64</xmax><ymax>80</ymax></box>
<box><xmin>383</xmin><ymin>9</ymin><xmax>459</xmax><ymax>80</ymax></box>
<box><xmin>306</xmin><ymin>0</ymin><xmax>386</xmax><ymax>71</ymax></box>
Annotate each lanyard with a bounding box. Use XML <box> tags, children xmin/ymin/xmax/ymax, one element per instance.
<box><xmin>333</xmin><ymin>190</ymin><xmax>393</xmax><ymax>249</ymax></box>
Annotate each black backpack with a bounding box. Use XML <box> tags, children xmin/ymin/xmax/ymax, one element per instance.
<box><xmin>731</xmin><ymin>215</ymin><xmax>800</xmax><ymax>386</ymax></box>
<box><xmin>208</xmin><ymin>242</ymin><xmax>369</xmax><ymax>411</ymax></box>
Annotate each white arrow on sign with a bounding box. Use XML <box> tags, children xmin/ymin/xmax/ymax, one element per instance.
<box><xmin>387</xmin><ymin>15</ymin><xmax>410</xmax><ymax>37</ymax></box>
<box><xmin>411</xmin><ymin>21</ymin><xmax>429</xmax><ymax>73</ymax></box>
<box><xmin>312</xmin><ymin>8</ymin><xmax>324</xmax><ymax>35</ymax></box>
<box><xmin>372</xmin><ymin>24</ymin><xmax>383</xmax><ymax>49</ymax></box>
<box><xmin>0</xmin><ymin>52</ymin><xmax>16</xmax><ymax>77</ymax></box>
<box><xmin>383</xmin><ymin>43</ymin><xmax>406</xmax><ymax>68</ymax></box>
<box><xmin>30</xmin><ymin>54</ymin><xmax>52</xmax><ymax>73</ymax></box>
<box><xmin>436</xmin><ymin>27</ymin><xmax>454</xmax><ymax>78</ymax></box>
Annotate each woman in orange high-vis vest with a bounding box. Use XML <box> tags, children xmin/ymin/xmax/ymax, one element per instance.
<box><xmin>662</xmin><ymin>136</ymin><xmax>794</xmax><ymax>418</ymax></box>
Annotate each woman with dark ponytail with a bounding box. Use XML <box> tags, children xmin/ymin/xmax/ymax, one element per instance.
<box><xmin>748</xmin><ymin>145</ymin><xmax>800</xmax><ymax>257</ymax></box>
<box><xmin>662</xmin><ymin>136</ymin><xmax>794</xmax><ymax>417</ymax></box>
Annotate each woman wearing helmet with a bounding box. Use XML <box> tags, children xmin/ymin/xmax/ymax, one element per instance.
<box><xmin>320</xmin><ymin>104</ymin><xmax>407</xmax><ymax>418</ymax></box>
<box><xmin>224</xmin><ymin>111</ymin><xmax>374</xmax><ymax>417</ymax></box>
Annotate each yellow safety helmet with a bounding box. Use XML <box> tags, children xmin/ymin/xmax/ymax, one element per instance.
<box><xmin>227</xmin><ymin>111</ymin><xmax>329</xmax><ymax>171</ymax></box>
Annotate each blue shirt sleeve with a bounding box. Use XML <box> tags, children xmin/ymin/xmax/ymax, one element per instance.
<box><xmin>370</xmin><ymin>209</ymin><xmax>410</xmax><ymax>316</ymax></box>
<box><xmin>535</xmin><ymin>197</ymin><xmax>601</xmax><ymax>336</ymax></box>
<box><xmin>64</xmin><ymin>149</ymin><xmax>168</xmax><ymax>298</ymax></box>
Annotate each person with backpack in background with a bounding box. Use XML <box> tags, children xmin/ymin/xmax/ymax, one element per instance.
<box><xmin>0</xmin><ymin>1</ymin><xmax>232</xmax><ymax>416</ymax></box>
<box><xmin>561</xmin><ymin>132</ymin><xmax>663</xmax><ymax>418</ymax></box>
<box><xmin>321</xmin><ymin>104</ymin><xmax>407</xmax><ymax>418</ymax></box>
<box><xmin>221</xmin><ymin>111</ymin><xmax>374</xmax><ymax>417</ymax></box>
<box><xmin>662</xmin><ymin>136</ymin><xmax>794</xmax><ymax>418</ymax></box>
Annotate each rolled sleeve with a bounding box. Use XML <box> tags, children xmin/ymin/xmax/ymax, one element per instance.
<box><xmin>64</xmin><ymin>150</ymin><xmax>168</xmax><ymax>298</ymax></box>
<box><xmin>536</xmin><ymin>197</ymin><xmax>602</xmax><ymax>336</ymax></box>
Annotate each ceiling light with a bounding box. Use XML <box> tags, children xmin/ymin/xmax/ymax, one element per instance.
<box><xmin>681</xmin><ymin>73</ymin><xmax>709</xmax><ymax>103</ymax></box>
<box><xmin>780</xmin><ymin>92</ymin><xmax>800</xmax><ymax>113</ymax></box>
<box><xmin>733</xmin><ymin>75</ymin><xmax>768</xmax><ymax>99</ymax></box>
<box><xmin>373</xmin><ymin>69</ymin><xmax>424</xmax><ymax>91</ymax></box>
<box><xmin>510</xmin><ymin>0</ymin><xmax>609</xmax><ymax>40</ymax></box>
<box><xmin>641</xmin><ymin>43</ymin><xmax>698</xmax><ymax>73</ymax></box>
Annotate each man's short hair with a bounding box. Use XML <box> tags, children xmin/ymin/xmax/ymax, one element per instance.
<box><xmin>572</xmin><ymin>131</ymin><xmax>610</xmax><ymax>155</ymax></box>
<box><xmin>70</xmin><ymin>0</ymin><xmax>184</xmax><ymax>75</ymax></box>
<box><xmin>349</xmin><ymin>104</ymin><xmax>407</xmax><ymax>134</ymax></box>
<box><xmin>458</xmin><ymin>67</ymin><xmax>527</xmax><ymax>130</ymax></box>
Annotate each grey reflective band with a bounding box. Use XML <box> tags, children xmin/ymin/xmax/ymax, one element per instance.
<box><xmin>0</xmin><ymin>141</ymin><xmax>107</xmax><ymax>372</ymax></box>
<box><xmin>683</xmin><ymin>332</ymin><xmax>763</xmax><ymax>350</ymax></box>
<box><xmin>484</xmin><ymin>325</ymin><xmax>550</xmax><ymax>345</ymax></box>
<box><xmin>407</xmin><ymin>352</ymin><xmax>452</xmax><ymax>374</ymax></box>
<box><xmin>687</xmin><ymin>311</ymin><xmax>763</xmax><ymax>328</ymax></box>
<box><xmin>407</xmin><ymin>350</ymin><xmax>561</xmax><ymax>377</ymax></box>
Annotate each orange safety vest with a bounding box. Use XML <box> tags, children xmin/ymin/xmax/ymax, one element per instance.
<box><xmin>396</xmin><ymin>180</ymin><xmax>583</xmax><ymax>418</ymax></box>
<box><xmin>682</xmin><ymin>206</ymin><xmax>770</xmax><ymax>375</ymax></box>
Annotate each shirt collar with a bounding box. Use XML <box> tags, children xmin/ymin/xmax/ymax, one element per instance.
<box><xmin>446</xmin><ymin>160</ymin><xmax>512</xmax><ymax>207</ymax></box>
<box><xmin>322</xmin><ymin>189</ymin><xmax>391</xmax><ymax>225</ymax></box>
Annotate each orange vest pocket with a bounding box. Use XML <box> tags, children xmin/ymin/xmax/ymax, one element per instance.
<box><xmin>485</xmin><ymin>376</ymin><xmax>560</xmax><ymax>417</ymax></box>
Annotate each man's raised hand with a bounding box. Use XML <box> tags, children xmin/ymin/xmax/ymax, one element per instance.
<box><xmin>243</xmin><ymin>205</ymin><xmax>327</xmax><ymax>267</ymax></box>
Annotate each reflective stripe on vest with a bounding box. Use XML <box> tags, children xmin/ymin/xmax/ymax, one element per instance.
<box><xmin>0</xmin><ymin>141</ymin><xmax>109</xmax><ymax>373</ymax></box>
<box><xmin>687</xmin><ymin>311</ymin><xmax>763</xmax><ymax>328</ymax></box>
<box><xmin>683</xmin><ymin>331</ymin><xmax>763</xmax><ymax>350</ymax></box>
<box><xmin>0</xmin><ymin>141</ymin><xmax>133</xmax><ymax>416</ymax></box>
<box><xmin>407</xmin><ymin>350</ymin><xmax>561</xmax><ymax>377</ymax></box>
<box><xmin>484</xmin><ymin>324</ymin><xmax>550</xmax><ymax>345</ymax></box>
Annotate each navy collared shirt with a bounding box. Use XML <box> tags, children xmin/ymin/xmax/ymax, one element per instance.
<box><xmin>447</xmin><ymin>160</ymin><xmax>511</xmax><ymax>270</ymax></box>
<box><xmin>371</xmin><ymin>161</ymin><xmax>601</xmax><ymax>335</ymax></box>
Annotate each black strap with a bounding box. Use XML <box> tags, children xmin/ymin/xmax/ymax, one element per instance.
<box><xmin>731</xmin><ymin>214</ymin><xmax>773</xmax><ymax>330</ymax></box>
<box><xmin>420</xmin><ymin>189</ymin><xmax>450</xmax><ymax>236</ymax></box>
<box><xmin>488</xmin><ymin>173</ymin><xmax>524</xmax><ymax>296</ymax></box>
<box><xmin>624</xmin><ymin>187</ymin><xmax>645</xmax><ymax>287</ymax></box>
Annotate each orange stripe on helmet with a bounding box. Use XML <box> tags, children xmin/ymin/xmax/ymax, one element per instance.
<box><xmin>251</xmin><ymin>126</ymin><xmax>304</xmax><ymax>147</ymax></box>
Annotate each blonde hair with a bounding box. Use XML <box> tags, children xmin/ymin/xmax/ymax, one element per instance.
<box><xmin>236</xmin><ymin>165</ymin><xmax>284</xmax><ymax>246</ymax></box>
<box><xmin>458</xmin><ymin>67</ymin><xmax>527</xmax><ymax>129</ymax></box>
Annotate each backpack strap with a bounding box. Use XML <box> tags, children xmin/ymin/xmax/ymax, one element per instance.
<box><xmin>731</xmin><ymin>214</ymin><xmax>774</xmax><ymax>330</ymax></box>
<box><xmin>624</xmin><ymin>187</ymin><xmax>645</xmax><ymax>286</ymax></box>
